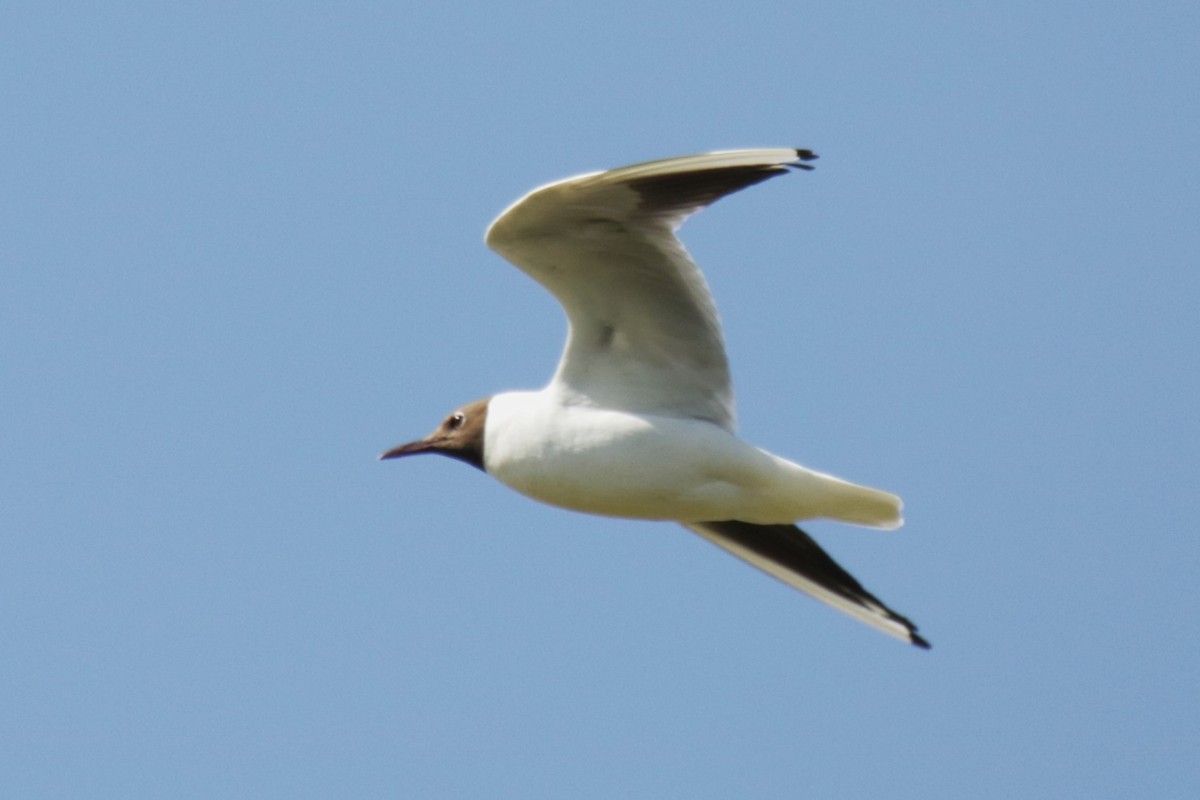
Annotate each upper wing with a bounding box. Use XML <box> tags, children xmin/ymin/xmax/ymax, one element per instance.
<box><xmin>684</xmin><ymin>520</ymin><xmax>930</xmax><ymax>647</ymax></box>
<box><xmin>485</xmin><ymin>148</ymin><xmax>817</xmax><ymax>431</ymax></box>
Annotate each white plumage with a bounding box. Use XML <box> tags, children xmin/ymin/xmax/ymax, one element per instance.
<box><xmin>384</xmin><ymin>149</ymin><xmax>928</xmax><ymax>648</ymax></box>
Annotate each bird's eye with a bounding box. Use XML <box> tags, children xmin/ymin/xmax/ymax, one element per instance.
<box><xmin>446</xmin><ymin>412</ymin><xmax>465</xmax><ymax>430</ymax></box>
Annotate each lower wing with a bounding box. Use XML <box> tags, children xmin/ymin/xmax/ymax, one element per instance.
<box><xmin>684</xmin><ymin>520</ymin><xmax>929</xmax><ymax>648</ymax></box>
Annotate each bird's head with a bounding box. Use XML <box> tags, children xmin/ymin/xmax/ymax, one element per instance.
<box><xmin>379</xmin><ymin>397</ymin><xmax>489</xmax><ymax>472</ymax></box>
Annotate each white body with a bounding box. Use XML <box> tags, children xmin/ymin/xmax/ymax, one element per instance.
<box><xmin>481</xmin><ymin>149</ymin><xmax>903</xmax><ymax>533</ymax></box>
<box><xmin>485</xmin><ymin>388</ymin><xmax>902</xmax><ymax>528</ymax></box>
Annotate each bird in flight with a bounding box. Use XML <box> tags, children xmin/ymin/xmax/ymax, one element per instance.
<box><xmin>383</xmin><ymin>148</ymin><xmax>929</xmax><ymax>648</ymax></box>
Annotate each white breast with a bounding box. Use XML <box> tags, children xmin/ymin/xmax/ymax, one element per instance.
<box><xmin>482</xmin><ymin>390</ymin><xmax>901</xmax><ymax>527</ymax></box>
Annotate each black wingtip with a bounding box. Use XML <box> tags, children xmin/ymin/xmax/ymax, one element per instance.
<box><xmin>910</xmin><ymin>632</ymin><xmax>932</xmax><ymax>650</ymax></box>
<box><xmin>793</xmin><ymin>148</ymin><xmax>819</xmax><ymax>170</ymax></box>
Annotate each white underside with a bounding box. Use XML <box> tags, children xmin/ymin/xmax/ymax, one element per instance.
<box><xmin>484</xmin><ymin>389</ymin><xmax>902</xmax><ymax>528</ymax></box>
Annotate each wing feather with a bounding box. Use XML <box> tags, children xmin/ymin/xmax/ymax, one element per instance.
<box><xmin>685</xmin><ymin>520</ymin><xmax>930</xmax><ymax>647</ymax></box>
<box><xmin>485</xmin><ymin>149</ymin><xmax>816</xmax><ymax>430</ymax></box>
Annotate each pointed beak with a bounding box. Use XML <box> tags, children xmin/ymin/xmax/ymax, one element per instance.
<box><xmin>378</xmin><ymin>437</ymin><xmax>439</xmax><ymax>460</ymax></box>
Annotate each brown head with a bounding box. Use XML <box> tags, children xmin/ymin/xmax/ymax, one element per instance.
<box><xmin>379</xmin><ymin>397</ymin><xmax>490</xmax><ymax>472</ymax></box>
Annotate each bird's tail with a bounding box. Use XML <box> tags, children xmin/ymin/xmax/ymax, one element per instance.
<box><xmin>814</xmin><ymin>476</ymin><xmax>904</xmax><ymax>529</ymax></box>
<box><xmin>775</xmin><ymin>460</ymin><xmax>904</xmax><ymax>530</ymax></box>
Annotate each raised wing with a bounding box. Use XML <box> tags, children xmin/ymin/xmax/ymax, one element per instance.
<box><xmin>485</xmin><ymin>149</ymin><xmax>817</xmax><ymax>431</ymax></box>
<box><xmin>685</xmin><ymin>520</ymin><xmax>930</xmax><ymax>647</ymax></box>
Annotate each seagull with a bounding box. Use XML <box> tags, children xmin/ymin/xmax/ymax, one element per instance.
<box><xmin>382</xmin><ymin>148</ymin><xmax>929</xmax><ymax>648</ymax></box>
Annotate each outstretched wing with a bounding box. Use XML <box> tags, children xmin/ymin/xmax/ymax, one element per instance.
<box><xmin>684</xmin><ymin>520</ymin><xmax>929</xmax><ymax>647</ymax></box>
<box><xmin>485</xmin><ymin>149</ymin><xmax>817</xmax><ymax>431</ymax></box>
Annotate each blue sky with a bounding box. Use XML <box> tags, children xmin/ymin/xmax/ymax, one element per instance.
<box><xmin>3</xmin><ymin>2</ymin><xmax>1198</xmax><ymax>797</ymax></box>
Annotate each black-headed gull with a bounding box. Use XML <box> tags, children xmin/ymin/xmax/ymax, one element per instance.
<box><xmin>383</xmin><ymin>149</ymin><xmax>929</xmax><ymax>648</ymax></box>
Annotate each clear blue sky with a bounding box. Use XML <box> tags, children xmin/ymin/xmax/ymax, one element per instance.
<box><xmin>3</xmin><ymin>2</ymin><xmax>1198</xmax><ymax>797</ymax></box>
